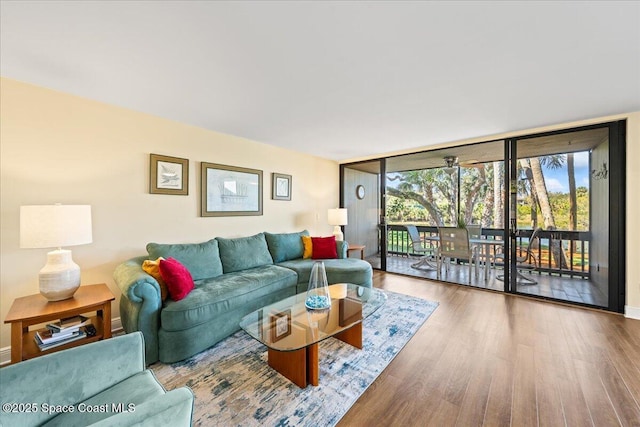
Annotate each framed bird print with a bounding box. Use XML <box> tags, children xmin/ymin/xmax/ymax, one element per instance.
<box><xmin>150</xmin><ymin>154</ymin><xmax>189</xmax><ymax>195</ymax></box>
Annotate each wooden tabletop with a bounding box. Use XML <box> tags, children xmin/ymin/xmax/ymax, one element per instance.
<box><xmin>5</xmin><ymin>283</ymin><xmax>115</xmax><ymax>323</ymax></box>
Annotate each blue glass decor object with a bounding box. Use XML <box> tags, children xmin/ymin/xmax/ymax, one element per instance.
<box><xmin>305</xmin><ymin>261</ymin><xmax>331</xmax><ymax>310</ymax></box>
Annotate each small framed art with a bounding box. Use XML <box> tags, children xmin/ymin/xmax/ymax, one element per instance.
<box><xmin>150</xmin><ymin>154</ymin><xmax>189</xmax><ymax>195</ymax></box>
<box><xmin>270</xmin><ymin>309</ymin><xmax>292</xmax><ymax>342</ymax></box>
<box><xmin>272</xmin><ymin>173</ymin><xmax>292</xmax><ymax>201</ymax></box>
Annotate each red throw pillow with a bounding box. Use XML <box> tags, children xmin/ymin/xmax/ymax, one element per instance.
<box><xmin>311</xmin><ymin>236</ymin><xmax>337</xmax><ymax>259</ymax></box>
<box><xmin>159</xmin><ymin>257</ymin><xmax>195</xmax><ymax>301</ymax></box>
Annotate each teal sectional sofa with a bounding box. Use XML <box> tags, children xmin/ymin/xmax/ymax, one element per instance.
<box><xmin>114</xmin><ymin>230</ymin><xmax>372</xmax><ymax>364</ymax></box>
<box><xmin>0</xmin><ymin>332</ymin><xmax>193</xmax><ymax>427</ymax></box>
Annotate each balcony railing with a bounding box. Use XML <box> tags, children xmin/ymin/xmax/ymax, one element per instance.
<box><xmin>385</xmin><ymin>224</ymin><xmax>590</xmax><ymax>279</ymax></box>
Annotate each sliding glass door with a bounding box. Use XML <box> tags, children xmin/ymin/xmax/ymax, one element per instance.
<box><xmin>505</xmin><ymin>122</ymin><xmax>625</xmax><ymax>311</ymax></box>
<box><xmin>340</xmin><ymin>121</ymin><xmax>625</xmax><ymax>313</ymax></box>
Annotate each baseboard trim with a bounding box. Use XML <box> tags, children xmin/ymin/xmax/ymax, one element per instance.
<box><xmin>624</xmin><ymin>305</ymin><xmax>640</xmax><ymax>320</ymax></box>
<box><xmin>0</xmin><ymin>317</ymin><xmax>123</xmax><ymax>366</ymax></box>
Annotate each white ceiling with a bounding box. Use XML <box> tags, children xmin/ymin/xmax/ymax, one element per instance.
<box><xmin>2</xmin><ymin>1</ymin><xmax>639</xmax><ymax>162</ymax></box>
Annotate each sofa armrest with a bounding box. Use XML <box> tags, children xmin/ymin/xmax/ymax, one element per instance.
<box><xmin>89</xmin><ymin>388</ymin><xmax>194</xmax><ymax>427</ymax></box>
<box><xmin>337</xmin><ymin>240</ymin><xmax>348</xmax><ymax>259</ymax></box>
<box><xmin>113</xmin><ymin>256</ymin><xmax>162</xmax><ymax>364</ymax></box>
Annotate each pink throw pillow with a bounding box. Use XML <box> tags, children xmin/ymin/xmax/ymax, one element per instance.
<box><xmin>311</xmin><ymin>236</ymin><xmax>337</xmax><ymax>259</ymax></box>
<box><xmin>159</xmin><ymin>257</ymin><xmax>195</xmax><ymax>301</ymax></box>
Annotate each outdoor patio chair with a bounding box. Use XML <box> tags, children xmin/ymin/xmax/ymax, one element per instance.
<box><xmin>405</xmin><ymin>225</ymin><xmax>437</xmax><ymax>269</ymax></box>
<box><xmin>466</xmin><ymin>224</ymin><xmax>482</xmax><ymax>239</ymax></box>
<box><xmin>495</xmin><ymin>227</ymin><xmax>542</xmax><ymax>284</ymax></box>
<box><xmin>437</xmin><ymin>227</ymin><xmax>479</xmax><ymax>283</ymax></box>
<box><xmin>466</xmin><ymin>224</ymin><xmax>495</xmax><ymax>277</ymax></box>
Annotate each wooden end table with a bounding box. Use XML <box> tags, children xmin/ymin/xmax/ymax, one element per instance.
<box><xmin>347</xmin><ymin>244</ymin><xmax>366</xmax><ymax>260</ymax></box>
<box><xmin>4</xmin><ymin>283</ymin><xmax>115</xmax><ymax>364</ymax></box>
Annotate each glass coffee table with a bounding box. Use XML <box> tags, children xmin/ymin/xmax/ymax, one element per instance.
<box><xmin>239</xmin><ymin>283</ymin><xmax>386</xmax><ymax>388</ymax></box>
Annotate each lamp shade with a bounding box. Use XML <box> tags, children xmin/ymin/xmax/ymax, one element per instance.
<box><xmin>20</xmin><ymin>205</ymin><xmax>93</xmax><ymax>249</ymax></box>
<box><xmin>327</xmin><ymin>208</ymin><xmax>348</xmax><ymax>226</ymax></box>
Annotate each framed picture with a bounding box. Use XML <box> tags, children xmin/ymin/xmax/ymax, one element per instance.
<box><xmin>270</xmin><ymin>309</ymin><xmax>292</xmax><ymax>342</ymax></box>
<box><xmin>149</xmin><ymin>154</ymin><xmax>189</xmax><ymax>195</ymax></box>
<box><xmin>272</xmin><ymin>173</ymin><xmax>292</xmax><ymax>201</ymax></box>
<box><xmin>200</xmin><ymin>162</ymin><xmax>263</xmax><ymax>217</ymax></box>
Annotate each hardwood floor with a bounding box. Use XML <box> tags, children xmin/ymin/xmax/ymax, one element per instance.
<box><xmin>338</xmin><ymin>271</ymin><xmax>640</xmax><ymax>427</ymax></box>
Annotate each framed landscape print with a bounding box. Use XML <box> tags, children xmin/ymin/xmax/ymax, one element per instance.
<box><xmin>272</xmin><ymin>173</ymin><xmax>292</xmax><ymax>201</ymax></box>
<box><xmin>150</xmin><ymin>154</ymin><xmax>189</xmax><ymax>195</ymax></box>
<box><xmin>201</xmin><ymin>162</ymin><xmax>263</xmax><ymax>217</ymax></box>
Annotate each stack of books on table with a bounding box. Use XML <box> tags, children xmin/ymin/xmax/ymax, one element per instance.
<box><xmin>34</xmin><ymin>315</ymin><xmax>90</xmax><ymax>351</ymax></box>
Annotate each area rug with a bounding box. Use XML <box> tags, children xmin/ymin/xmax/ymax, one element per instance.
<box><xmin>151</xmin><ymin>290</ymin><xmax>438</xmax><ymax>426</ymax></box>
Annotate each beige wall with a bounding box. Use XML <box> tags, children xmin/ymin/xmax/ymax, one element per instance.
<box><xmin>343</xmin><ymin>111</ymin><xmax>640</xmax><ymax>318</ymax></box>
<box><xmin>0</xmin><ymin>78</ymin><xmax>340</xmax><ymax>350</ymax></box>
<box><xmin>625</xmin><ymin>112</ymin><xmax>640</xmax><ymax>314</ymax></box>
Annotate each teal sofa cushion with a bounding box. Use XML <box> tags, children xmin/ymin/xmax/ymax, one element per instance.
<box><xmin>43</xmin><ymin>370</ymin><xmax>166</xmax><ymax>426</ymax></box>
<box><xmin>264</xmin><ymin>230</ymin><xmax>309</xmax><ymax>263</ymax></box>
<box><xmin>147</xmin><ymin>239</ymin><xmax>223</xmax><ymax>281</ymax></box>
<box><xmin>217</xmin><ymin>233</ymin><xmax>273</xmax><ymax>273</ymax></box>
<box><xmin>161</xmin><ymin>265</ymin><xmax>297</xmax><ymax>331</ymax></box>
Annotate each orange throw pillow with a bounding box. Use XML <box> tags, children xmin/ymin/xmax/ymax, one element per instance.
<box><xmin>302</xmin><ymin>235</ymin><xmax>313</xmax><ymax>259</ymax></box>
<box><xmin>142</xmin><ymin>257</ymin><xmax>169</xmax><ymax>301</ymax></box>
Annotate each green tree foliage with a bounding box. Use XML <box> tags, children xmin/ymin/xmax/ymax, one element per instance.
<box><xmin>387</xmin><ymin>161</ymin><xmax>589</xmax><ymax>232</ymax></box>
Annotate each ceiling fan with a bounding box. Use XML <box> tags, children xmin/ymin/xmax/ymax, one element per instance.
<box><xmin>443</xmin><ymin>156</ymin><xmax>458</xmax><ymax>168</ymax></box>
<box><xmin>443</xmin><ymin>156</ymin><xmax>482</xmax><ymax>170</ymax></box>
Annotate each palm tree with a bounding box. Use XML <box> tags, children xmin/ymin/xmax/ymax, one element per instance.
<box><xmin>567</xmin><ymin>153</ymin><xmax>577</xmax><ymax>248</ymax></box>
<box><xmin>524</xmin><ymin>156</ymin><xmax>569</xmax><ymax>269</ymax></box>
<box><xmin>527</xmin><ymin>157</ymin><xmax>556</xmax><ymax>229</ymax></box>
<box><xmin>493</xmin><ymin>161</ymin><xmax>504</xmax><ymax>229</ymax></box>
<box><xmin>482</xmin><ymin>164</ymin><xmax>495</xmax><ymax>227</ymax></box>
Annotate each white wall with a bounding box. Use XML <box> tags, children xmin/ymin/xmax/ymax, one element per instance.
<box><xmin>0</xmin><ymin>78</ymin><xmax>340</xmax><ymax>350</ymax></box>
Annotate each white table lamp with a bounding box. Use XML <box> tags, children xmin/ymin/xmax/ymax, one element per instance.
<box><xmin>328</xmin><ymin>208</ymin><xmax>348</xmax><ymax>241</ymax></box>
<box><xmin>20</xmin><ymin>204</ymin><xmax>93</xmax><ymax>301</ymax></box>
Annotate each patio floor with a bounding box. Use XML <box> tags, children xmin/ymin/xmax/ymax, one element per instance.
<box><xmin>363</xmin><ymin>253</ymin><xmax>608</xmax><ymax>308</ymax></box>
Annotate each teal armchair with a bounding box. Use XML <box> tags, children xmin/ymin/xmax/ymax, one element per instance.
<box><xmin>0</xmin><ymin>332</ymin><xmax>193</xmax><ymax>427</ymax></box>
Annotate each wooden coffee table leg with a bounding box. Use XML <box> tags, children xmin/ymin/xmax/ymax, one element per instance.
<box><xmin>268</xmin><ymin>347</ymin><xmax>308</xmax><ymax>388</ymax></box>
<box><xmin>307</xmin><ymin>343</ymin><xmax>319</xmax><ymax>386</ymax></box>
<box><xmin>335</xmin><ymin>322</ymin><xmax>363</xmax><ymax>349</ymax></box>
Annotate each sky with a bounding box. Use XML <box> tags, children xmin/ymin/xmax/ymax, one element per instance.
<box><xmin>541</xmin><ymin>151</ymin><xmax>589</xmax><ymax>193</ymax></box>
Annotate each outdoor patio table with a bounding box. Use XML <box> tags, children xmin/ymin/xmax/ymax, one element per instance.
<box><xmin>423</xmin><ymin>235</ymin><xmax>504</xmax><ymax>282</ymax></box>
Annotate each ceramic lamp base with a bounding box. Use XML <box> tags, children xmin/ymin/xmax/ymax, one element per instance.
<box><xmin>332</xmin><ymin>226</ymin><xmax>344</xmax><ymax>241</ymax></box>
<box><xmin>39</xmin><ymin>249</ymin><xmax>81</xmax><ymax>301</ymax></box>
